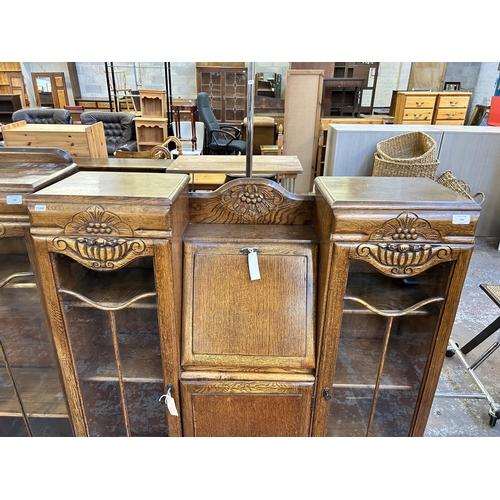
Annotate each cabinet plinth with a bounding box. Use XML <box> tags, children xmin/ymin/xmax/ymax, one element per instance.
<box><xmin>27</xmin><ymin>171</ymin><xmax>190</xmax><ymax>437</ymax></box>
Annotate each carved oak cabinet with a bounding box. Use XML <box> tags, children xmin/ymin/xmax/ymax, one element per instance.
<box><xmin>0</xmin><ymin>148</ymin><xmax>76</xmax><ymax>436</ymax></box>
<box><xmin>180</xmin><ymin>181</ymin><xmax>318</xmax><ymax>436</ymax></box>
<box><xmin>26</xmin><ymin>171</ymin><xmax>189</xmax><ymax>436</ymax></box>
<box><xmin>312</xmin><ymin>177</ymin><xmax>480</xmax><ymax>436</ymax></box>
<box><xmin>21</xmin><ymin>172</ymin><xmax>480</xmax><ymax>437</ymax></box>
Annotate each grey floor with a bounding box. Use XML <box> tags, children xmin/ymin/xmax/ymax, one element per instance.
<box><xmin>425</xmin><ymin>236</ymin><xmax>500</xmax><ymax>437</ymax></box>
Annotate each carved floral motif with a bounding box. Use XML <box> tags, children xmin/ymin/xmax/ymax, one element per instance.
<box><xmin>52</xmin><ymin>205</ymin><xmax>146</xmax><ymax>270</ymax></box>
<box><xmin>370</xmin><ymin>212</ymin><xmax>441</xmax><ymax>242</ymax></box>
<box><xmin>220</xmin><ymin>183</ymin><xmax>284</xmax><ymax>221</ymax></box>
<box><xmin>355</xmin><ymin>212</ymin><xmax>451</xmax><ymax>276</ymax></box>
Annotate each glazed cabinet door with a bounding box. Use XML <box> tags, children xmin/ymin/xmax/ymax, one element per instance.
<box><xmin>0</xmin><ymin>235</ymin><xmax>71</xmax><ymax>436</ymax></box>
<box><xmin>31</xmin><ymin>239</ymin><xmax>181</xmax><ymax>437</ymax></box>
<box><xmin>314</xmin><ymin>242</ymin><xmax>473</xmax><ymax>437</ymax></box>
<box><xmin>196</xmin><ymin>66</ymin><xmax>248</xmax><ymax>125</ymax></box>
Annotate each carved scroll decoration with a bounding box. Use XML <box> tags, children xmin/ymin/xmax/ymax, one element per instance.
<box><xmin>354</xmin><ymin>212</ymin><xmax>452</xmax><ymax>277</ymax></box>
<box><xmin>0</xmin><ymin>223</ymin><xmax>5</xmax><ymax>237</ymax></box>
<box><xmin>220</xmin><ymin>182</ymin><xmax>284</xmax><ymax>222</ymax></box>
<box><xmin>52</xmin><ymin>205</ymin><xmax>147</xmax><ymax>270</ymax></box>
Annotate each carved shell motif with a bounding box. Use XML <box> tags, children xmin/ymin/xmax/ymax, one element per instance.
<box><xmin>52</xmin><ymin>205</ymin><xmax>146</xmax><ymax>270</ymax></box>
<box><xmin>220</xmin><ymin>183</ymin><xmax>284</xmax><ymax>221</ymax></box>
<box><xmin>355</xmin><ymin>212</ymin><xmax>452</xmax><ymax>276</ymax></box>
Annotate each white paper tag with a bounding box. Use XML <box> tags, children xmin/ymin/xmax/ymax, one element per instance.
<box><xmin>452</xmin><ymin>214</ymin><xmax>470</xmax><ymax>224</ymax></box>
<box><xmin>248</xmin><ymin>249</ymin><xmax>261</xmax><ymax>281</ymax></box>
<box><xmin>159</xmin><ymin>391</ymin><xmax>179</xmax><ymax>416</ymax></box>
<box><xmin>34</xmin><ymin>205</ymin><xmax>46</xmax><ymax>212</ymax></box>
<box><xmin>166</xmin><ymin>393</ymin><xmax>179</xmax><ymax>416</ymax></box>
<box><xmin>6</xmin><ymin>195</ymin><xmax>22</xmax><ymax>205</ymax></box>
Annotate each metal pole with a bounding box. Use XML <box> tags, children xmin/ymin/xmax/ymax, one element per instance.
<box><xmin>246</xmin><ymin>62</ymin><xmax>255</xmax><ymax>178</ymax></box>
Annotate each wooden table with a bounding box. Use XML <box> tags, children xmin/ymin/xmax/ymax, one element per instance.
<box><xmin>75</xmin><ymin>157</ymin><xmax>172</xmax><ymax>172</ymax></box>
<box><xmin>167</xmin><ymin>155</ymin><xmax>303</xmax><ymax>192</ymax></box>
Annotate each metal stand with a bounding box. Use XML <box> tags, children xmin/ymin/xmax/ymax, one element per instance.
<box><xmin>436</xmin><ymin>284</ymin><xmax>500</xmax><ymax>427</ymax></box>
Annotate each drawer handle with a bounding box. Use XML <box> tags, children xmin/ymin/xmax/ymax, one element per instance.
<box><xmin>413</xmin><ymin>113</ymin><xmax>423</xmax><ymax>118</ymax></box>
<box><xmin>416</xmin><ymin>101</ymin><xmax>424</xmax><ymax>106</ymax></box>
<box><xmin>447</xmin><ymin>113</ymin><xmax>457</xmax><ymax>118</ymax></box>
<box><xmin>449</xmin><ymin>101</ymin><xmax>459</xmax><ymax>106</ymax></box>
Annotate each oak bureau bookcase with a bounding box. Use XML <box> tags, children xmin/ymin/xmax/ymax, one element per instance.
<box><xmin>22</xmin><ymin>171</ymin><xmax>481</xmax><ymax>437</ymax></box>
<box><xmin>0</xmin><ymin>148</ymin><xmax>77</xmax><ymax>436</ymax></box>
<box><xmin>26</xmin><ymin>171</ymin><xmax>190</xmax><ymax>437</ymax></box>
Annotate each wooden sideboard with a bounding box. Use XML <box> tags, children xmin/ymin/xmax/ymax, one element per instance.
<box><xmin>390</xmin><ymin>91</ymin><xmax>472</xmax><ymax>125</ymax></box>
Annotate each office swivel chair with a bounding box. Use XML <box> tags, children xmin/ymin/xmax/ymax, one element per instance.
<box><xmin>196</xmin><ymin>92</ymin><xmax>246</xmax><ymax>155</ymax></box>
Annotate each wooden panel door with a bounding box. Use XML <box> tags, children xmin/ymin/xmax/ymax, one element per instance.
<box><xmin>180</xmin><ymin>374</ymin><xmax>314</xmax><ymax>436</ymax></box>
<box><xmin>8</xmin><ymin>72</ymin><xmax>28</xmax><ymax>107</ymax></box>
<box><xmin>408</xmin><ymin>63</ymin><xmax>447</xmax><ymax>92</ymax></box>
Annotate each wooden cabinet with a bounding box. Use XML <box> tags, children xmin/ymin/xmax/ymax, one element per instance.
<box><xmin>196</xmin><ymin>66</ymin><xmax>247</xmax><ymax>125</ymax></box>
<box><xmin>12</xmin><ymin>171</ymin><xmax>480</xmax><ymax>437</ymax></box>
<box><xmin>26</xmin><ymin>171</ymin><xmax>190</xmax><ymax>436</ymax></box>
<box><xmin>0</xmin><ymin>94</ymin><xmax>22</xmax><ymax>125</ymax></box>
<box><xmin>322</xmin><ymin>78</ymin><xmax>364</xmax><ymax>117</ymax></box>
<box><xmin>292</xmin><ymin>62</ymin><xmax>380</xmax><ymax>115</ymax></box>
<box><xmin>433</xmin><ymin>92</ymin><xmax>471</xmax><ymax>125</ymax></box>
<box><xmin>0</xmin><ymin>148</ymin><xmax>77</xmax><ymax>436</ymax></box>
<box><xmin>75</xmin><ymin>98</ymin><xmax>112</xmax><ymax>111</ymax></box>
<box><xmin>312</xmin><ymin>176</ymin><xmax>481</xmax><ymax>436</ymax></box>
<box><xmin>180</xmin><ymin>180</ymin><xmax>318</xmax><ymax>436</ymax></box>
<box><xmin>390</xmin><ymin>91</ymin><xmax>471</xmax><ymax>125</ymax></box>
<box><xmin>135</xmin><ymin>89</ymin><xmax>168</xmax><ymax>151</ymax></box>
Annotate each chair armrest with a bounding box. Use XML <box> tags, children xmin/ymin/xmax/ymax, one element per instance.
<box><xmin>116</xmin><ymin>140</ymin><xmax>138</xmax><ymax>152</ymax></box>
<box><xmin>209</xmin><ymin>129</ymin><xmax>241</xmax><ymax>147</ymax></box>
<box><xmin>220</xmin><ymin>125</ymin><xmax>242</xmax><ymax>139</ymax></box>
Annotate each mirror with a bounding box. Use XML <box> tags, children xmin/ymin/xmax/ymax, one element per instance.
<box><xmin>35</xmin><ymin>76</ymin><xmax>54</xmax><ymax>106</ymax></box>
<box><xmin>31</xmin><ymin>72</ymin><xmax>69</xmax><ymax>108</ymax></box>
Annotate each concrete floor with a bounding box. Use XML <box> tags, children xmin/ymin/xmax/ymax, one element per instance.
<box><xmin>425</xmin><ymin>236</ymin><xmax>500</xmax><ymax>437</ymax></box>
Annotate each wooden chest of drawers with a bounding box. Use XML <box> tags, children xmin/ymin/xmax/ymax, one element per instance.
<box><xmin>433</xmin><ymin>93</ymin><xmax>471</xmax><ymax>125</ymax></box>
<box><xmin>390</xmin><ymin>91</ymin><xmax>471</xmax><ymax>125</ymax></box>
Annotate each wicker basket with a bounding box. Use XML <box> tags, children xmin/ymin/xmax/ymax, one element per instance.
<box><xmin>376</xmin><ymin>131</ymin><xmax>437</xmax><ymax>164</ymax></box>
<box><xmin>436</xmin><ymin>170</ymin><xmax>485</xmax><ymax>204</ymax></box>
<box><xmin>372</xmin><ymin>152</ymin><xmax>440</xmax><ymax>179</ymax></box>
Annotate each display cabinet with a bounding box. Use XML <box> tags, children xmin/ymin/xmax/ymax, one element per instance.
<box><xmin>312</xmin><ymin>176</ymin><xmax>481</xmax><ymax>436</ymax></box>
<box><xmin>134</xmin><ymin>89</ymin><xmax>168</xmax><ymax>152</ymax></box>
<box><xmin>0</xmin><ymin>94</ymin><xmax>22</xmax><ymax>125</ymax></box>
<box><xmin>0</xmin><ymin>147</ymin><xmax>77</xmax><ymax>436</ymax></box>
<box><xmin>26</xmin><ymin>171</ymin><xmax>190</xmax><ymax>437</ymax></box>
<box><xmin>196</xmin><ymin>66</ymin><xmax>247</xmax><ymax>125</ymax></box>
<box><xmin>180</xmin><ymin>179</ymin><xmax>318</xmax><ymax>436</ymax></box>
